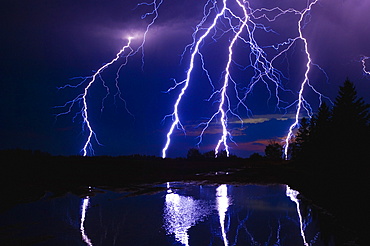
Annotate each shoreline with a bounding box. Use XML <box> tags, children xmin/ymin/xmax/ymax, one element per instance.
<box><xmin>0</xmin><ymin>154</ymin><xmax>367</xmax><ymax>245</ymax></box>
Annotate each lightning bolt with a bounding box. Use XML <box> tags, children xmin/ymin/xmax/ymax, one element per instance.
<box><xmin>361</xmin><ymin>56</ymin><xmax>370</xmax><ymax>76</ymax></box>
<box><xmin>162</xmin><ymin>0</ymin><xmax>325</xmax><ymax>159</ymax></box>
<box><xmin>56</xmin><ymin>38</ymin><xmax>134</xmax><ymax>156</ymax></box>
<box><xmin>213</xmin><ymin>0</ymin><xmax>250</xmax><ymax>158</ymax></box>
<box><xmin>56</xmin><ymin>0</ymin><xmax>164</xmax><ymax>156</ymax></box>
<box><xmin>80</xmin><ymin>38</ymin><xmax>135</xmax><ymax>156</ymax></box>
<box><xmin>162</xmin><ymin>0</ymin><xmax>228</xmax><ymax>159</ymax></box>
<box><xmin>283</xmin><ymin>0</ymin><xmax>321</xmax><ymax>159</ymax></box>
<box><xmin>162</xmin><ymin>0</ymin><xmax>268</xmax><ymax>158</ymax></box>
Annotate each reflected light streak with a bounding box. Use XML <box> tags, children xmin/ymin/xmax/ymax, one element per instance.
<box><xmin>80</xmin><ymin>196</ymin><xmax>93</xmax><ymax>246</ymax></box>
<box><xmin>164</xmin><ymin>188</ymin><xmax>212</xmax><ymax>246</ymax></box>
<box><xmin>216</xmin><ymin>184</ymin><xmax>230</xmax><ymax>246</ymax></box>
<box><xmin>286</xmin><ymin>185</ymin><xmax>308</xmax><ymax>246</ymax></box>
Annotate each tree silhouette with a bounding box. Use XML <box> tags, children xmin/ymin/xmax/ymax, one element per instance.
<box><xmin>332</xmin><ymin>79</ymin><xmax>369</xmax><ymax>127</ymax></box>
<box><xmin>330</xmin><ymin>79</ymin><xmax>370</xmax><ymax>161</ymax></box>
<box><xmin>249</xmin><ymin>152</ymin><xmax>264</xmax><ymax>161</ymax></box>
<box><xmin>187</xmin><ymin>148</ymin><xmax>203</xmax><ymax>160</ymax></box>
<box><xmin>203</xmin><ymin>150</ymin><xmax>216</xmax><ymax>159</ymax></box>
<box><xmin>310</xmin><ymin>102</ymin><xmax>331</xmax><ymax>138</ymax></box>
<box><xmin>292</xmin><ymin>79</ymin><xmax>370</xmax><ymax>165</ymax></box>
<box><xmin>265</xmin><ymin>141</ymin><xmax>283</xmax><ymax>161</ymax></box>
<box><xmin>293</xmin><ymin>117</ymin><xmax>310</xmax><ymax>159</ymax></box>
<box><xmin>308</xmin><ymin>102</ymin><xmax>331</xmax><ymax>161</ymax></box>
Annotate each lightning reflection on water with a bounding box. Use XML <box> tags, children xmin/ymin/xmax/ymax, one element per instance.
<box><xmin>80</xmin><ymin>196</ymin><xmax>93</xmax><ymax>246</ymax></box>
<box><xmin>75</xmin><ymin>183</ymin><xmax>324</xmax><ymax>246</ymax></box>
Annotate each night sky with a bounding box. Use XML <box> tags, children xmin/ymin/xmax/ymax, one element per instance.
<box><xmin>1</xmin><ymin>0</ymin><xmax>370</xmax><ymax>158</ymax></box>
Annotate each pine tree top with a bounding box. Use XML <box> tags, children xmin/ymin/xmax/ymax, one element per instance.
<box><xmin>332</xmin><ymin>79</ymin><xmax>370</xmax><ymax>126</ymax></box>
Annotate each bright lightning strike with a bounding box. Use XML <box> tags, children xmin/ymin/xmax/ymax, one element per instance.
<box><xmin>162</xmin><ymin>0</ymin><xmax>325</xmax><ymax>159</ymax></box>
<box><xmin>80</xmin><ymin>37</ymin><xmax>135</xmax><ymax>156</ymax></box>
<box><xmin>214</xmin><ymin>0</ymin><xmax>249</xmax><ymax>158</ymax></box>
<box><xmin>283</xmin><ymin>0</ymin><xmax>321</xmax><ymax>159</ymax></box>
<box><xmin>162</xmin><ymin>0</ymin><xmax>228</xmax><ymax>159</ymax></box>
<box><xmin>56</xmin><ymin>38</ymin><xmax>134</xmax><ymax>156</ymax></box>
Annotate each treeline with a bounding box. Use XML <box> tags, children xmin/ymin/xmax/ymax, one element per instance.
<box><xmin>185</xmin><ymin>148</ymin><xmax>241</xmax><ymax>160</ymax></box>
<box><xmin>0</xmin><ymin>149</ymin><xmax>52</xmax><ymax>158</ymax></box>
<box><xmin>0</xmin><ymin>149</ymin><xmax>163</xmax><ymax>164</ymax></box>
<box><xmin>190</xmin><ymin>78</ymin><xmax>370</xmax><ymax>165</ymax></box>
<box><xmin>266</xmin><ymin>79</ymin><xmax>370</xmax><ymax>169</ymax></box>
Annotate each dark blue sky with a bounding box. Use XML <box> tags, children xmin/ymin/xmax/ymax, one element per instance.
<box><xmin>1</xmin><ymin>0</ymin><xmax>370</xmax><ymax>157</ymax></box>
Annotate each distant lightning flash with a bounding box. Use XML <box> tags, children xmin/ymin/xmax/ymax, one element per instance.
<box><xmin>56</xmin><ymin>0</ymin><xmax>165</xmax><ymax>156</ymax></box>
<box><xmin>80</xmin><ymin>37</ymin><xmax>135</xmax><ymax>156</ymax></box>
<box><xmin>56</xmin><ymin>38</ymin><xmax>134</xmax><ymax>156</ymax></box>
<box><xmin>361</xmin><ymin>56</ymin><xmax>370</xmax><ymax>76</ymax></box>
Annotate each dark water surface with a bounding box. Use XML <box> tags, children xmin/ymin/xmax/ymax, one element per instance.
<box><xmin>0</xmin><ymin>183</ymin><xmax>334</xmax><ymax>246</ymax></box>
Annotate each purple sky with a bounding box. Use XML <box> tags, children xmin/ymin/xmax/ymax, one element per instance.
<box><xmin>1</xmin><ymin>0</ymin><xmax>369</xmax><ymax>157</ymax></box>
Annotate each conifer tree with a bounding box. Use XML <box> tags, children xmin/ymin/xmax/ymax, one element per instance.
<box><xmin>292</xmin><ymin>79</ymin><xmax>370</xmax><ymax>164</ymax></box>
<box><xmin>293</xmin><ymin>117</ymin><xmax>310</xmax><ymax>159</ymax></box>
<box><xmin>332</xmin><ymin>79</ymin><xmax>369</xmax><ymax>128</ymax></box>
<box><xmin>330</xmin><ymin>79</ymin><xmax>370</xmax><ymax>160</ymax></box>
<box><xmin>265</xmin><ymin>140</ymin><xmax>283</xmax><ymax>161</ymax></box>
<box><xmin>309</xmin><ymin>102</ymin><xmax>331</xmax><ymax>160</ymax></box>
<box><xmin>310</xmin><ymin>102</ymin><xmax>331</xmax><ymax>138</ymax></box>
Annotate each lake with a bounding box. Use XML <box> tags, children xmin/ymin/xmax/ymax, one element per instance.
<box><xmin>0</xmin><ymin>182</ymin><xmax>334</xmax><ymax>246</ymax></box>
